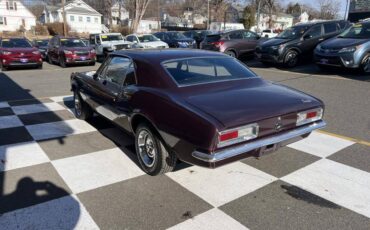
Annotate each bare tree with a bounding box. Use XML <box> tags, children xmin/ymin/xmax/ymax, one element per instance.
<box><xmin>317</xmin><ymin>0</ymin><xmax>341</xmax><ymax>19</ymax></box>
<box><xmin>126</xmin><ymin>0</ymin><xmax>152</xmax><ymax>33</ymax></box>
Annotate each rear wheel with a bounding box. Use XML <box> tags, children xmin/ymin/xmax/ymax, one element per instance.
<box><xmin>361</xmin><ymin>55</ymin><xmax>370</xmax><ymax>74</ymax></box>
<box><xmin>225</xmin><ymin>50</ymin><xmax>237</xmax><ymax>58</ymax></box>
<box><xmin>284</xmin><ymin>50</ymin><xmax>299</xmax><ymax>68</ymax></box>
<box><xmin>0</xmin><ymin>61</ymin><xmax>8</xmax><ymax>71</ymax></box>
<box><xmin>73</xmin><ymin>90</ymin><xmax>93</xmax><ymax>120</ymax></box>
<box><xmin>135</xmin><ymin>124</ymin><xmax>177</xmax><ymax>175</ymax></box>
<box><xmin>60</xmin><ymin>56</ymin><xmax>67</xmax><ymax>68</ymax></box>
<box><xmin>48</xmin><ymin>55</ymin><xmax>53</xmax><ymax>64</ymax></box>
<box><xmin>89</xmin><ymin>61</ymin><xmax>96</xmax><ymax>66</ymax></box>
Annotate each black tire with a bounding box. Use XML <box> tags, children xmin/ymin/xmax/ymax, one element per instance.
<box><xmin>48</xmin><ymin>55</ymin><xmax>53</xmax><ymax>65</ymax></box>
<box><xmin>89</xmin><ymin>61</ymin><xmax>96</xmax><ymax>66</ymax></box>
<box><xmin>73</xmin><ymin>90</ymin><xmax>93</xmax><ymax>120</ymax></box>
<box><xmin>37</xmin><ymin>64</ymin><xmax>43</xmax><ymax>69</ymax></box>
<box><xmin>60</xmin><ymin>56</ymin><xmax>67</xmax><ymax>68</ymax></box>
<box><xmin>135</xmin><ymin>124</ymin><xmax>177</xmax><ymax>175</ymax></box>
<box><xmin>284</xmin><ymin>50</ymin><xmax>299</xmax><ymax>68</ymax></box>
<box><xmin>225</xmin><ymin>50</ymin><xmax>237</xmax><ymax>58</ymax></box>
<box><xmin>361</xmin><ymin>55</ymin><xmax>370</xmax><ymax>74</ymax></box>
<box><xmin>0</xmin><ymin>61</ymin><xmax>8</xmax><ymax>71</ymax></box>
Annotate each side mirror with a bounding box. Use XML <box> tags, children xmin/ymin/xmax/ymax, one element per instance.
<box><xmin>93</xmin><ymin>73</ymin><xmax>99</xmax><ymax>80</ymax></box>
<box><xmin>55</xmin><ymin>45</ymin><xmax>60</xmax><ymax>49</ymax></box>
<box><xmin>303</xmin><ymin>34</ymin><xmax>312</xmax><ymax>40</ymax></box>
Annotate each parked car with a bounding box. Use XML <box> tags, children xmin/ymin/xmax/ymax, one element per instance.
<box><xmin>314</xmin><ymin>21</ymin><xmax>370</xmax><ymax>73</ymax></box>
<box><xmin>183</xmin><ymin>30</ymin><xmax>213</xmax><ymax>48</ymax></box>
<box><xmin>255</xmin><ymin>20</ymin><xmax>351</xmax><ymax>67</ymax></box>
<box><xmin>47</xmin><ymin>36</ymin><xmax>96</xmax><ymax>68</ymax></box>
<box><xmin>0</xmin><ymin>37</ymin><xmax>42</xmax><ymax>71</ymax></box>
<box><xmin>89</xmin><ymin>33</ymin><xmax>131</xmax><ymax>59</ymax></box>
<box><xmin>126</xmin><ymin>34</ymin><xmax>169</xmax><ymax>49</ymax></box>
<box><xmin>153</xmin><ymin>31</ymin><xmax>196</xmax><ymax>48</ymax></box>
<box><xmin>261</xmin><ymin>29</ymin><xmax>278</xmax><ymax>38</ymax></box>
<box><xmin>33</xmin><ymin>39</ymin><xmax>49</xmax><ymax>60</ymax></box>
<box><xmin>70</xmin><ymin>49</ymin><xmax>326</xmax><ymax>175</ymax></box>
<box><xmin>200</xmin><ymin>29</ymin><xmax>262</xmax><ymax>58</ymax></box>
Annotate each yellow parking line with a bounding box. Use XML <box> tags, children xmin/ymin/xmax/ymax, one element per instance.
<box><xmin>317</xmin><ymin>130</ymin><xmax>370</xmax><ymax>147</ymax></box>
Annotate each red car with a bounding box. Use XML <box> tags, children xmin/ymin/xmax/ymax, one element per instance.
<box><xmin>47</xmin><ymin>36</ymin><xmax>96</xmax><ymax>68</ymax></box>
<box><xmin>71</xmin><ymin>49</ymin><xmax>326</xmax><ymax>175</ymax></box>
<box><xmin>0</xmin><ymin>38</ymin><xmax>42</xmax><ymax>71</ymax></box>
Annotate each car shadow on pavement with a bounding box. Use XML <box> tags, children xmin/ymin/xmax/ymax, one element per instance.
<box><xmin>244</xmin><ymin>59</ymin><xmax>370</xmax><ymax>82</ymax></box>
<box><xmin>0</xmin><ymin>72</ymin><xmax>81</xmax><ymax>228</ymax></box>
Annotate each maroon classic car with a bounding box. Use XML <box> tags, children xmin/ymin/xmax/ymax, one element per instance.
<box><xmin>71</xmin><ymin>49</ymin><xmax>326</xmax><ymax>175</ymax></box>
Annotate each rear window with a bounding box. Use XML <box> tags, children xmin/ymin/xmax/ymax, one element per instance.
<box><xmin>162</xmin><ymin>57</ymin><xmax>256</xmax><ymax>86</ymax></box>
<box><xmin>204</xmin><ymin>34</ymin><xmax>221</xmax><ymax>42</ymax></box>
<box><xmin>1</xmin><ymin>38</ymin><xmax>32</xmax><ymax>48</ymax></box>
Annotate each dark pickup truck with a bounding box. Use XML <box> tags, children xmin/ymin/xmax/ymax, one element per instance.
<box><xmin>70</xmin><ymin>49</ymin><xmax>326</xmax><ymax>175</ymax></box>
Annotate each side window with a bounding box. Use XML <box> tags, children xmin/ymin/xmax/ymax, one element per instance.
<box><xmin>155</xmin><ymin>33</ymin><xmax>163</xmax><ymax>40</ymax></box>
<box><xmin>105</xmin><ymin>57</ymin><xmax>132</xmax><ymax>85</ymax></box>
<box><xmin>126</xmin><ymin>36</ymin><xmax>133</xmax><ymax>42</ymax></box>
<box><xmin>89</xmin><ymin>35</ymin><xmax>95</xmax><ymax>45</ymax></box>
<box><xmin>123</xmin><ymin>63</ymin><xmax>137</xmax><ymax>86</ymax></box>
<box><xmin>324</xmin><ymin>23</ymin><xmax>337</xmax><ymax>34</ymax></box>
<box><xmin>95</xmin><ymin>35</ymin><xmax>101</xmax><ymax>44</ymax></box>
<box><xmin>229</xmin><ymin>31</ymin><xmax>243</xmax><ymax>39</ymax></box>
<box><xmin>305</xmin><ymin>25</ymin><xmax>322</xmax><ymax>38</ymax></box>
<box><xmin>242</xmin><ymin>31</ymin><xmax>258</xmax><ymax>39</ymax></box>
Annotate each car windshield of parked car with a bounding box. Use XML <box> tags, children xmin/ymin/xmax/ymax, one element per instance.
<box><xmin>277</xmin><ymin>25</ymin><xmax>309</xmax><ymax>39</ymax></box>
<box><xmin>138</xmin><ymin>35</ymin><xmax>160</xmax><ymax>42</ymax></box>
<box><xmin>61</xmin><ymin>39</ymin><xmax>86</xmax><ymax>47</ymax></box>
<box><xmin>163</xmin><ymin>57</ymin><xmax>256</xmax><ymax>86</ymax></box>
<box><xmin>338</xmin><ymin>23</ymin><xmax>370</xmax><ymax>39</ymax></box>
<box><xmin>101</xmin><ymin>35</ymin><xmax>124</xmax><ymax>42</ymax></box>
<box><xmin>168</xmin><ymin>32</ymin><xmax>187</xmax><ymax>39</ymax></box>
<box><xmin>35</xmin><ymin>40</ymin><xmax>49</xmax><ymax>46</ymax></box>
<box><xmin>1</xmin><ymin>38</ymin><xmax>32</xmax><ymax>48</ymax></box>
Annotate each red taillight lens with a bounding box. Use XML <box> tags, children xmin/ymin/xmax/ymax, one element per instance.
<box><xmin>211</xmin><ymin>41</ymin><xmax>224</xmax><ymax>47</ymax></box>
<box><xmin>306</xmin><ymin>111</ymin><xmax>317</xmax><ymax>119</ymax></box>
<box><xmin>219</xmin><ymin>130</ymin><xmax>238</xmax><ymax>142</ymax></box>
<box><xmin>296</xmin><ymin>108</ymin><xmax>323</xmax><ymax>126</ymax></box>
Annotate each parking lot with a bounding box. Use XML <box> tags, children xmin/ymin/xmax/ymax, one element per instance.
<box><xmin>1</xmin><ymin>60</ymin><xmax>370</xmax><ymax>229</ymax></box>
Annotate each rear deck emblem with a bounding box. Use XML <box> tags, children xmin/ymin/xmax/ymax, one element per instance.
<box><xmin>275</xmin><ymin>117</ymin><xmax>283</xmax><ymax>132</ymax></box>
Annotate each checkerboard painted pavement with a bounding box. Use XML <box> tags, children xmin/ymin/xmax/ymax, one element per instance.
<box><xmin>0</xmin><ymin>95</ymin><xmax>369</xmax><ymax>229</ymax></box>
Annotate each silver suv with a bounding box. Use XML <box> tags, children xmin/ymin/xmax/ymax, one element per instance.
<box><xmin>89</xmin><ymin>33</ymin><xmax>131</xmax><ymax>59</ymax></box>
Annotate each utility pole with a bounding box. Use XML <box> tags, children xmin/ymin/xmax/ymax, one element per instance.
<box><xmin>207</xmin><ymin>0</ymin><xmax>210</xmax><ymax>30</ymax></box>
<box><xmin>158</xmin><ymin>0</ymin><xmax>161</xmax><ymax>31</ymax></box>
<box><xmin>256</xmin><ymin>0</ymin><xmax>262</xmax><ymax>33</ymax></box>
<box><xmin>62</xmin><ymin>0</ymin><xmax>67</xmax><ymax>36</ymax></box>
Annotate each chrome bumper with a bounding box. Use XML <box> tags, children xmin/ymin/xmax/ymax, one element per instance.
<box><xmin>192</xmin><ymin>121</ymin><xmax>326</xmax><ymax>163</ymax></box>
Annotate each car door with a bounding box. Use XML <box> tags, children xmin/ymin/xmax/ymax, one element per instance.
<box><xmin>323</xmin><ymin>22</ymin><xmax>339</xmax><ymax>40</ymax></box>
<box><xmin>239</xmin><ymin>30</ymin><xmax>260</xmax><ymax>55</ymax></box>
<box><xmin>90</xmin><ymin>55</ymin><xmax>132</xmax><ymax>122</ymax></box>
<box><xmin>300</xmin><ymin>24</ymin><xmax>323</xmax><ymax>55</ymax></box>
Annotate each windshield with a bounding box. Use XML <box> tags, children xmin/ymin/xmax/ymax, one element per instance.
<box><xmin>168</xmin><ymin>32</ymin><xmax>187</xmax><ymax>40</ymax></box>
<box><xmin>61</xmin><ymin>39</ymin><xmax>86</xmax><ymax>47</ymax></box>
<box><xmin>277</xmin><ymin>26</ymin><xmax>309</xmax><ymax>39</ymax></box>
<box><xmin>1</xmin><ymin>38</ymin><xmax>33</xmax><ymax>48</ymax></box>
<box><xmin>101</xmin><ymin>34</ymin><xmax>124</xmax><ymax>42</ymax></box>
<box><xmin>162</xmin><ymin>57</ymin><xmax>256</xmax><ymax>86</ymax></box>
<box><xmin>138</xmin><ymin>35</ymin><xmax>160</xmax><ymax>42</ymax></box>
<box><xmin>338</xmin><ymin>23</ymin><xmax>370</xmax><ymax>39</ymax></box>
<box><xmin>35</xmin><ymin>40</ymin><xmax>49</xmax><ymax>46</ymax></box>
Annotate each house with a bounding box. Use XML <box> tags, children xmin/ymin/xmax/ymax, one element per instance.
<box><xmin>0</xmin><ymin>0</ymin><xmax>36</xmax><ymax>32</ymax></box>
<box><xmin>255</xmin><ymin>12</ymin><xmax>294</xmax><ymax>31</ymax></box>
<box><xmin>136</xmin><ymin>19</ymin><xmax>160</xmax><ymax>34</ymax></box>
<box><xmin>299</xmin><ymin>12</ymin><xmax>309</xmax><ymax>23</ymax></box>
<box><xmin>163</xmin><ymin>14</ymin><xmax>194</xmax><ymax>28</ymax></box>
<box><xmin>40</xmin><ymin>0</ymin><xmax>103</xmax><ymax>34</ymax></box>
<box><xmin>111</xmin><ymin>2</ymin><xmax>129</xmax><ymax>25</ymax></box>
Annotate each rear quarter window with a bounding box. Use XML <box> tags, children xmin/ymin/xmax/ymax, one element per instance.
<box><xmin>324</xmin><ymin>23</ymin><xmax>337</xmax><ymax>34</ymax></box>
<box><xmin>204</xmin><ymin>35</ymin><xmax>221</xmax><ymax>42</ymax></box>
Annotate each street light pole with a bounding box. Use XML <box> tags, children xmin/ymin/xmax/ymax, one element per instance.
<box><xmin>256</xmin><ymin>0</ymin><xmax>262</xmax><ymax>33</ymax></box>
<box><xmin>62</xmin><ymin>0</ymin><xmax>67</xmax><ymax>36</ymax></box>
<box><xmin>207</xmin><ymin>0</ymin><xmax>210</xmax><ymax>30</ymax></box>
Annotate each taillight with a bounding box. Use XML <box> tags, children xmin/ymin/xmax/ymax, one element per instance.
<box><xmin>32</xmin><ymin>51</ymin><xmax>41</xmax><ymax>55</ymax></box>
<box><xmin>64</xmin><ymin>50</ymin><xmax>73</xmax><ymax>54</ymax></box>
<box><xmin>218</xmin><ymin>123</ymin><xmax>259</xmax><ymax>148</ymax></box>
<box><xmin>211</xmin><ymin>41</ymin><xmax>225</xmax><ymax>48</ymax></box>
<box><xmin>296</xmin><ymin>108</ymin><xmax>323</xmax><ymax>126</ymax></box>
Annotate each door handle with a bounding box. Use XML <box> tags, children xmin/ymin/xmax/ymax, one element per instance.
<box><xmin>102</xmin><ymin>79</ymin><xmax>107</xmax><ymax>85</ymax></box>
<box><xmin>318</xmin><ymin>38</ymin><xmax>324</xmax><ymax>41</ymax></box>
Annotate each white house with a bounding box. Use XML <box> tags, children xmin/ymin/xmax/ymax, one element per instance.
<box><xmin>299</xmin><ymin>12</ymin><xmax>309</xmax><ymax>23</ymax></box>
<box><xmin>255</xmin><ymin>12</ymin><xmax>293</xmax><ymax>31</ymax></box>
<box><xmin>0</xmin><ymin>0</ymin><xmax>36</xmax><ymax>32</ymax></box>
<box><xmin>134</xmin><ymin>19</ymin><xmax>160</xmax><ymax>34</ymax></box>
<box><xmin>40</xmin><ymin>0</ymin><xmax>103</xmax><ymax>34</ymax></box>
<box><xmin>111</xmin><ymin>2</ymin><xmax>129</xmax><ymax>25</ymax></box>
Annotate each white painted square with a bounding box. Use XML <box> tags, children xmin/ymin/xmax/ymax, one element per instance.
<box><xmin>50</xmin><ymin>95</ymin><xmax>73</xmax><ymax>103</ymax></box>
<box><xmin>0</xmin><ymin>141</ymin><xmax>50</xmax><ymax>171</ymax></box>
<box><xmin>168</xmin><ymin>208</ymin><xmax>249</xmax><ymax>230</ymax></box>
<box><xmin>12</xmin><ymin>102</ymin><xmax>65</xmax><ymax>115</ymax></box>
<box><xmin>52</xmin><ymin>148</ymin><xmax>145</xmax><ymax>194</ymax></box>
<box><xmin>282</xmin><ymin>159</ymin><xmax>370</xmax><ymax>218</ymax></box>
<box><xmin>0</xmin><ymin>195</ymin><xmax>99</xmax><ymax>229</ymax></box>
<box><xmin>26</xmin><ymin>119</ymin><xmax>96</xmax><ymax>140</ymax></box>
<box><xmin>167</xmin><ymin>162</ymin><xmax>277</xmax><ymax>207</ymax></box>
<box><xmin>288</xmin><ymin>131</ymin><xmax>354</xmax><ymax>158</ymax></box>
<box><xmin>0</xmin><ymin>101</ymin><xmax>9</xmax><ymax>108</ymax></box>
<box><xmin>0</xmin><ymin>115</ymin><xmax>23</xmax><ymax>129</ymax></box>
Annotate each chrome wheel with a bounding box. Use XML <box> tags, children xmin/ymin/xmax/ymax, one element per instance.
<box><xmin>285</xmin><ymin>51</ymin><xmax>298</xmax><ymax>67</ymax></box>
<box><xmin>74</xmin><ymin>92</ymin><xmax>82</xmax><ymax>117</ymax></box>
<box><xmin>137</xmin><ymin>130</ymin><xmax>157</xmax><ymax>167</ymax></box>
<box><xmin>225</xmin><ymin>50</ymin><xmax>236</xmax><ymax>58</ymax></box>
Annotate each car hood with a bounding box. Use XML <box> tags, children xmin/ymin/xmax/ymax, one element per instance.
<box><xmin>321</xmin><ymin>37</ymin><xmax>368</xmax><ymax>49</ymax></box>
<box><xmin>101</xmin><ymin>41</ymin><xmax>131</xmax><ymax>45</ymax></box>
<box><xmin>260</xmin><ymin>38</ymin><xmax>290</xmax><ymax>47</ymax></box>
<box><xmin>141</xmin><ymin>41</ymin><xmax>168</xmax><ymax>47</ymax></box>
<box><xmin>1</xmin><ymin>47</ymin><xmax>38</xmax><ymax>52</ymax></box>
<box><xmin>184</xmin><ymin>80</ymin><xmax>322</xmax><ymax>128</ymax></box>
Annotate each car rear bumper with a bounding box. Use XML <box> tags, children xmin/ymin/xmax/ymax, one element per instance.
<box><xmin>192</xmin><ymin>120</ymin><xmax>326</xmax><ymax>164</ymax></box>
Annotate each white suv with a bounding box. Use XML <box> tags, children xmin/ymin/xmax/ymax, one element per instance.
<box><xmin>126</xmin><ymin>34</ymin><xmax>169</xmax><ymax>49</ymax></box>
<box><xmin>89</xmin><ymin>33</ymin><xmax>132</xmax><ymax>58</ymax></box>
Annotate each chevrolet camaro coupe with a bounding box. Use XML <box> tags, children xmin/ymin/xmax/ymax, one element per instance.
<box><xmin>71</xmin><ymin>49</ymin><xmax>326</xmax><ymax>175</ymax></box>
